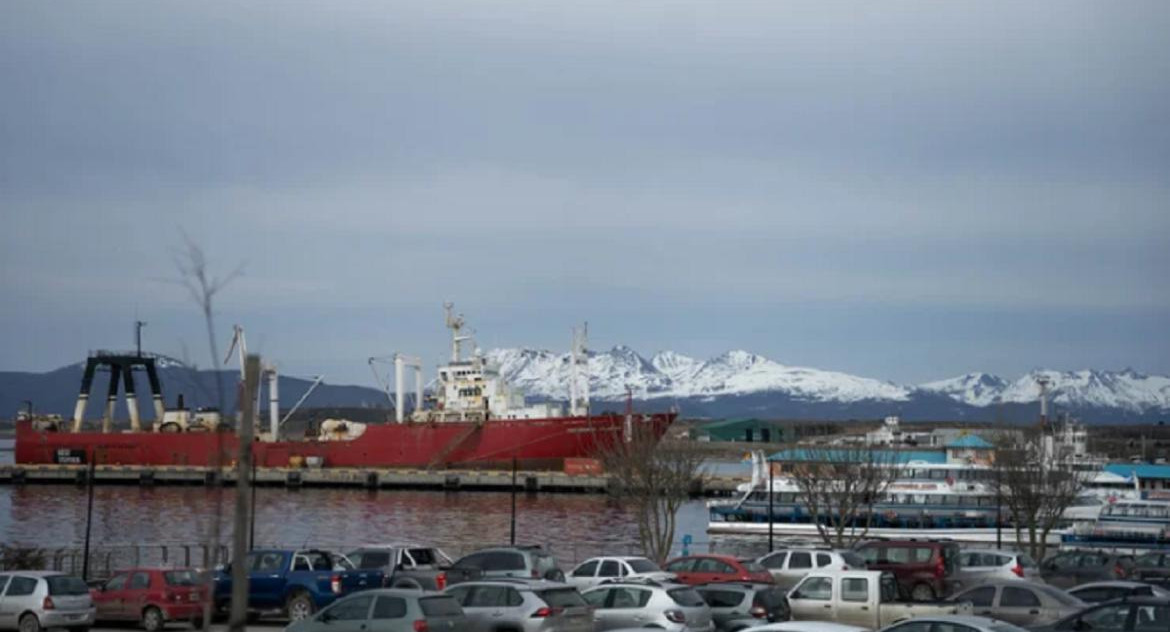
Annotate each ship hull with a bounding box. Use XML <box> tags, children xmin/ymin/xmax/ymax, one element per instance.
<box><xmin>15</xmin><ymin>413</ymin><xmax>675</xmax><ymax>470</ymax></box>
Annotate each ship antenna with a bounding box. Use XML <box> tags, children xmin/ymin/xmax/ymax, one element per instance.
<box><xmin>444</xmin><ymin>302</ymin><xmax>474</xmax><ymax>363</ymax></box>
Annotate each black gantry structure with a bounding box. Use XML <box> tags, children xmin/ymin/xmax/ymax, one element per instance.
<box><xmin>70</xmin><ymin>352</ymin><xmax>166</xmax><ymax>432</ymax></box>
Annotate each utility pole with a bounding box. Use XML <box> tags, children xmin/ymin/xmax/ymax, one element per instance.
<box><xmin>767</xmin><ymin>458</ymin><xmax>775</xmax><ymax>552</ymax></box>
<box><xmin>81</xmin><ymin>449</ymin><xmax>97</xmax><ymax>580</ymax></box>
<box><xmin>135</xmin><ymin>320</ymin><xmax>147</xmax><ymax>357</ymax></box>
<box><xmin>510</xmin><ymin>456</ymin><xmax>518</xmax><ymax>546</ymax></box>
<box><xmin>229</xmin><ymin>355</ymin><xmax>259</xmax><ymax>632</ymax></box>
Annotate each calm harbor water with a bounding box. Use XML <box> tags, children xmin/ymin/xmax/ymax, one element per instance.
<box><xmin>0</xmin><ymin>439</ymin><xmax>760</xmax><ymax>565</ymax></box>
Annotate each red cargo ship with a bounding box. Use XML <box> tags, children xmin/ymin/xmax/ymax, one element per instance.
<box><xmin>15</xmin><ymin>306</ymin><xmax>675</xmax><ymax>469</ymax></box>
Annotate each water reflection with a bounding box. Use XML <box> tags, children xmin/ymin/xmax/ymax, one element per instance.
<box><xmin>0</xmin><ymin>485</ymin><xmax>718</xmax><ymax>563</ymax></box>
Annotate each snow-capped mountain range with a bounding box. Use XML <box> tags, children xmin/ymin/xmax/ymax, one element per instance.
<box><xmin>486</xmin><ymin>347</ymin><xmax>1170</xmax><ymax>421</ymax></box>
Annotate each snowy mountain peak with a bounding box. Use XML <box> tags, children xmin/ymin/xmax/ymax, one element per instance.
<box><xmin>921</xmin><ymin>369</ymin><xmax>1170</xmax><ymax>413</ymax></box>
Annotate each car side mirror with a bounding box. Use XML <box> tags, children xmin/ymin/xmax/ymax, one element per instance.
<box><xmin>319</xmin><ymin>611</ymin><xmax>334</xmax><ymax>624</ymax></box>
<box><xmin>790</xmin><ymin>591</ymin><xmax>802</xmax><ymax>599</ymax></box>
<box><xmin>1073</xmin><ymin>619</ymin><xmax>1089</xmax><ymax>632</ymax></box>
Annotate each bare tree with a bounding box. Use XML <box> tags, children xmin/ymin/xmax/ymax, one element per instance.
<box><xmin>598</xmin><ymin>422</ymin><xmax>708</xmax><ymax>564</ymax></box>
<box><xmin>991</xmin><ymin>427</ymin><xmax>1081</xmax><ymax>561</ymax></box>
<box><xmin>785</xmin><ymin>445</ymin><xmax>899</xmax><ymax>548</ymax></box>
<box><xmin>171</xmin><ymin>235</ymin><xmax>242</xmax><ymax>631</ymax></box>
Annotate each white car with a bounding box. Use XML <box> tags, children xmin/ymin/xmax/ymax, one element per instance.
<box><xmin>566</xmin><ymin>556</ymin><xmax>675</xmax><ymax>589</ymax></box>
<box><xmin>756</xmin><ymin>548</ymin><xmax>867</xmax><ymax>589</ymax></box>
<box><xmin>956</xmin><ymin>549</ymin><xmax>1042</xmax><ymax>586</ymax></box>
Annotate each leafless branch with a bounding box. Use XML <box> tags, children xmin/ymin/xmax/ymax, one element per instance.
<box><xmin>597</xmin><ymin>423</ymin><xmax>708</xmax><ymax>564</ymax></box>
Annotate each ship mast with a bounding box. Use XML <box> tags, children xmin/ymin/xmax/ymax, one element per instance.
<box><xmin>444</xmin><ymin>302</ymin><xmax>472</xmax><ymax>363</ymax></box>
<box><xmin>569</xmin><ymin>322</ymin><xmax>590</xmax><ymax>417</ymax></box>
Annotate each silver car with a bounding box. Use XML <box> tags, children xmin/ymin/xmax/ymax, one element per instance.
<box><xmin>284</xmin><ymin>588</ymin><xmax>465</xmax><ymax>632</ymax></box>
<box><xmin>956</xmin><ymin>549</ymin><xmax>1042</xmax><ymax>587</ymax></box>
<box><xmin>876</xmin><ymin>615</ymin><xmax>1030</xmax><ymax>632</ymax></box>
<box><xmin>0</xmin><ymin>572</ymin><xmax>95</xmax><ymax>632</ymax></box>
<box><xmin>1066</xmin><ymin>580</ymin><xmax>1170</xmax><ymax>603</ymax></box>
<box><xmin>948</xmin><ymin>581</ymin><xmax>1084</xmax><ymax>627</ymax></box>
<box><xmin>444</xmin><ymin>579</ymin><xmax>593</xmax><ymax>632</ymax></box>
<box><xmin>583</xmin><ymin>580</ymin><xmax>715</xmax><ymax>632</ymax></box>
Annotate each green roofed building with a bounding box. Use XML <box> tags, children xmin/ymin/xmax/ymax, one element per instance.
<box><xmin>695</xmin><ymin>418</ymin><xmax>790</xmax><ymax>443</ymax></box>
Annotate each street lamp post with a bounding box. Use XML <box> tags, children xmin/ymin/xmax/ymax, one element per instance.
<box><xmin>767</xmin><ymin>459</ymin><xmax>774</xmax><ymax>552</ymax></box>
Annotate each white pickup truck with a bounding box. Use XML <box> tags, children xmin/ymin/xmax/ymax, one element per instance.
<box><xmin>787</xmin><ymin>570</ymin><xmax>973</xmax><ymax>629</ymax></box>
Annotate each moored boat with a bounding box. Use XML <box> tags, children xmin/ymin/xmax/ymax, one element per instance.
<box><xmin>15</xmin><ymin>306</ymin><xmax>675</xmax><ymax>470</ymax></box>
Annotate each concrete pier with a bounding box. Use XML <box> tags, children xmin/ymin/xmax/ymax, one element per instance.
<box><xmin>0</xmin><ymin>464</ymin><xmax>744</xmax><ymax>495</ymax></box>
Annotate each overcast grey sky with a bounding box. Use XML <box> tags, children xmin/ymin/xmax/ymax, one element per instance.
<box><xmin>2</xmin><ymin>1</ymin><xmax>1168</xmax><ymax>386</ymax></box>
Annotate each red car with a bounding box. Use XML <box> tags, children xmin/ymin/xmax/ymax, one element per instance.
<box><xmin>90</xmin><ymin>568</ymin><xmax>207</xmax><ymax>631</ymax></box>
<box><xmin>662</xmin><ymin>554</ymin><xmax>774</xmax><ymax>585</ymax></box>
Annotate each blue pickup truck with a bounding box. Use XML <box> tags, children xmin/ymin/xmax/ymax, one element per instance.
<box><xmin>214</xmin><ymin>549</ymin><xmax>384</xmax><ymax>621</ymax></box>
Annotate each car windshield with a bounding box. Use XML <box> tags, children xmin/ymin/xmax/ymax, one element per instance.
<box><xmin>419</xmin><ymin>596</ymin><xmax>463</xmax><ymax>616</ymax></box>
<box><xmin>668</xmin><ymin>587</ymin><xmax>706</xmax><ymax>607</ymax></box>
<box><xmin>1039</xmin><ymin>585</ymin><xmax>1084</xmax><ymax>606</ymax></box>
<box><xmin>538</xmin><ymin>588</ymin><xmax>587</xmax><ymax>608</ymax></box>
<box><xmin>47</xmin><ymin>576</ymin><xmax>89</xmax><ymax>595</ymax></box>
<box><xmin>627</xmin><ymin>559</ymin><xmax>660</xmax><ymax>573</ymax></box>
<box><xmin>164</xmin><ymin>571</ymin><xmax>199</xmax><ymax>586</ymax></box>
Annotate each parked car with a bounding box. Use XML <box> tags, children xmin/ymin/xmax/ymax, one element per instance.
<box><xmin>443</xmin><ymin>579</ymin><xmax>593</xmax><ymax>632</ymax></box>
<box><xmin>0</xmin><ymin>571</ymin><xmax>95</xmax><ymax>632</ymax></box>
<box><xmin>956</xmin><ymin>549</ymin><xmax>1042</xmax><ymax>586</ymax></box>
<box><xmin>756</xmin><ymin>548</ymin><xmax>867</xmax><ymax>589</ymax></box>
<box><xmin>744</xmin><ymin>623</ymin><xmax>868</xmax><ymax>632</ymax></box>
<box><xmin>566</xmin><ymin>556</ymin><xmax>675</xmax><ymax>589</ymax></box>
<box><xmin>947</xmin><ymin>580</ymin><xmax>1084</xmax><ymax>627</ymax></box>
<box><xmin>1066</xmin><ymin>580</ymin><xmax>1170</xmax><ymax>603</ymax></box>
<box><xmin>346</xmin><ymin>544</ymin><xmax>472</xmax><ymax>591</ymax></box>
<box><xmin>213</xmin><ymin>548</ymin><xmax>384</xmax><ymax>621</ymax></box>
<box><xmin>1131</xmin><ymin>551</ymin><xmax>1170</xmax><ymax>587</ymax></box>
<box><xmin>663</xmin><ymin>555</ymin><xmax>773</xmax><ymax>586</ymax></box>
<box><xmin>877</xmin><ymin>614</ymin><xmax>1031</xmax><ymax>632</ymax></box>
<box><xmin>1039</xmin><ymin>550</ymin><xmax>1136</xmax><ymax>589</ymax></box>
<box><xmin>284</xmin><ymin>588</ymin><xmax>466</xmax><ymax>632</ymax></box>
<box><xmin>786</xmin><ymin>570</ymin><xmax>971</xmax><ymax>629</ymax></box>
<box><xmin>1029</xmin><ymin>595</ymin><xmax>1170</xmax><ymax>632</ymax></box>
<box><xmin>695</xmin><ymin>582</ymin><xmax>790</xmax><ymax>631</ymax></box>
<box><xmin>446</xmin><ymin>546</ymin><xmax>565</xmax><ymax>584</ymax></box>
<box><xmin>90</xmin><ymin>568</ymin><xmax>206</xmax><ymax>631</ymax></box>
<box><xmin>855</xmin><ymin>540</ymin><xmax>962</xmax><ymax>601</ymax></box>
<box><xmin>582</xmin><ymin>579</ymin><xmax>716</xmax><ymax>631</ymax></box>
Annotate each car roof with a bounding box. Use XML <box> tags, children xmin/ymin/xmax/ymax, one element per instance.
<box><xmin>696</xmin><ymin>582</ymin><xmax>777</xmax><ymax>592</ymax></box>
<box><xmin>896</xmin><ymin>615</ymin><xmax>1019</xmax><ymax>626</ymax></box>
<box><xmin>351</xmin><ymin>588</ymin><xmax>455</xmax><ymax>598</ymax></box>
<box><xmin>1072</xmin><ymin>581</ymin><xmax>1150</xmax><ymax>589</ymax></box>
<box><xmin>583</xmin><ymin>580</ymin><xmax>688</xmax><ymax>591</ymax></box>
<box><xmin>670</xmin><ymin>553</ymin><xmax>741</xmax><ymax>562</ymax></box>
<box><xmin>580</xmin><ymin>556</ymin><xmax>653</xmax><ymax>563</ymax></box>
<box><xmin>352</xmin><ymin>544</ymin><xmax>431</xmax><ymax>550</ymax></box>
<box><xmin>451</xmin><ymin>579</ymin><xmax>570</xmax><ymax>590</ymax></box>
<box><xmin>750</xmin><ymin>622</ymin><xmax>869</xmax><ymax>632</ymax></box>
<box><xmin>0</xmin><ymin>571</ymin><xmax>73</xmax><ymax>577</ymax></box>
<box><xmin>962</xmin><ymin>548</ymin><xmax>1023</xmax><ymax>556</ymax></box>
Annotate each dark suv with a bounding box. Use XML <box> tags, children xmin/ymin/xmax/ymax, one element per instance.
<box><xmin>696</xmin><ymin>582</ymin><xmax>790</xmax><ymax>631</ymax></box>
<box><xmin>854</xmin><ymin>540</ymin><xmax>960</xmax><ymax>601</ymax></box>
<box><xmin>446</xmin><ymin>546</ymin><xmax>565</xmax><ymax>584</ymax></box>
<box><xmin>1039</xmin><ymin>550</ymin><xmax>1136</xmax><ymax>589</ymax></box>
